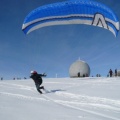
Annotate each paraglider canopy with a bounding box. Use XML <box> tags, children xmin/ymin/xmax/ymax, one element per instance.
<box><xmin>22</xmin><ymin>0</ymin><xmax>119</xmax><ymax>37</ymax></box>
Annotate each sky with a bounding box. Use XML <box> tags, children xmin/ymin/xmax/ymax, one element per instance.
<box><xmin>0</xmin><ymin>0</ymin><xmax>120</xmax><ymax>79</ymax></box>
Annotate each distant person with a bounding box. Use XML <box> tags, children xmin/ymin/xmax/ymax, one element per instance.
<box><xmin>86</xmin><ymin>74</ymin><xmax>88</xmax><ymax>77</ymax></box>
<box><xmin>109</xmin><ymin>69</ymin><xmax>113</xmax><ymax>77</ymax></box>
<box><xmin>78</xmin><ymin>72</ymin><xmax>80</xmax><ymax>77</ymax></box>
<box><xmin>30</xmin><ymin>71</ymin><xmax>46</xmax><ymax>94</ymax></box>
<box><xmin>83</xmin><ymin>74</ymin><xmax>85</xmax><ymax>77</ymax></box>
<box><xmin>115</xmin><ymin>69</ymin><xmax>117</xmax><ymax>77</ymax></box>
<box><xmin>96</xmin><ymin>74</ymin><xmax>98</xmax><ymax>77</ymax></box>
<box><xmin>96</xmin><ymin>74</ymin><xmax>101</xmax><ymax>77</ymax></box>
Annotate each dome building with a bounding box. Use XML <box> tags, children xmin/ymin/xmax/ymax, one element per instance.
<box><xmin>69</xmin><ymin>60</ymin><xmax>90</xmax><ymax>77</ymax></box>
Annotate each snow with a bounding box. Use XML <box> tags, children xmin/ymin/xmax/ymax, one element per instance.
<box><xmin>0</xmin><ymin>77</ymin><xmax>120</xmax><ymax>120</ymax></box>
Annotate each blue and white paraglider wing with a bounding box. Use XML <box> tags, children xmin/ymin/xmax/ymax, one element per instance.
<box><xmin>22</xmin><ymin>0</ymin><xmax>119</xmax><ymax>37</ymax></box>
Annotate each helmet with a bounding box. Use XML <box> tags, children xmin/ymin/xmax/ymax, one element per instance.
<box><xmin>30</xmin><ymin>71</ymin><xmax>37</xmax><ymax>74</ymax></box>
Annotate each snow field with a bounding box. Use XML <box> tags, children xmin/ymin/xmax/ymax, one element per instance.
<box><xmin>0</xmin><ymin>77</ymin><xmax>120</xmax><ymax>120</ymax></box>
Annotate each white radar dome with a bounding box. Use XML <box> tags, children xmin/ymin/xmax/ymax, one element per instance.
<box><xmin>69</xmin><ymin>60</ymin><xmax>90</xmax><ymax>77</ymax></box>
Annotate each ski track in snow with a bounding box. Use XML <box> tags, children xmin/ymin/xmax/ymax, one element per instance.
<box><xmin>0</xmin><ymin>82</ymin><xmax>49</xmax><ymax>102</ymax></box>
<box><xmin>0</xmin><ymin>78</ymin><xmax>120</xmax><ymax>120</ymax></box>
<box><xmin>0</xmin><ymin>91</ymin><xmax>48</xmax><ymax>101</ymax></box>
<box><xmin>55</xmin><ymin>92</ymin><xmax>120</xmax><ymax>110</ymax></box>
<box><xmin>42</xmin><ymin>91</ymin><xmax>120</xmax><ymax>120</ymax></box>
<box><xmin>0</xmin><ymin>82</ymin><xmax>34</xmax><ymax>91</ymax></box>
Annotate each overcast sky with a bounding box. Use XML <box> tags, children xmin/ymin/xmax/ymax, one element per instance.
<box><xmin>0</xmin><ymin>0</ymin><xmax>120</xmax><ymax>79</ymax></box>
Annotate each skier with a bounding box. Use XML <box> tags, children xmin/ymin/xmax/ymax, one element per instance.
<box><xmin>30</xmin><ymin>70</ymin><xmax>46</xmax><ymax>94</ymax></box>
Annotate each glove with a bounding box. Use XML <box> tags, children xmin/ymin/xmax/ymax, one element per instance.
<box><xmin>43</xmin><ymin>73</ymin><xmax>47</xmax><ymax>77</ymax></box>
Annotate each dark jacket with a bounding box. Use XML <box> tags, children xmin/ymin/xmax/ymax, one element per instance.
<box><xmin>109</xmin><ymin>69</ymin><xmax>113</xmax><ymax>77</ymax></box>
<box><xmin>30</xmin><ymin>73</ymin><xmax>46</xmax><ymax>85</ymax></box>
